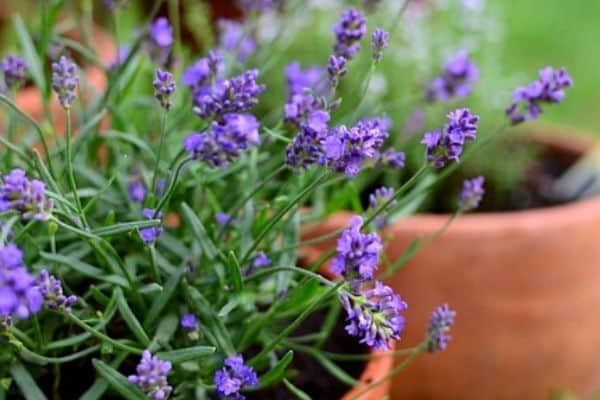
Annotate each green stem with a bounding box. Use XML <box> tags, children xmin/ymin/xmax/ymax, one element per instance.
<box><xmin>249</xmin><ymin>281</ymin><xmax>344</xmax><ymax>367</ymax></box>
<box><xmin>151</xmin><ymin>112</ymin><xmax>168</xmax><ymax>192</ymax></box>
<box><xmin>240</xmin><ymin>171</ymin><xmax>330</xmax><ymax>265</ymax></box>
<box><xmin>244</xmin><ymin>266</ymin><xmax>336</xmax><ymax>287</ymax></box>
<box><xmin>65</xmin><ymin>312</ymin><xmax>143</xmax><ymax>355</ymax></box>
<box><xmin>64</xmin><ymin>109</ymin><xmax>86</xmax><ymax>226</ymax></box>
<box><xmin>153</xmin><ymin>157</ymin><xmax>193</xmax><ymax>218</ymax></box>
<box><xmin>19</xmin><ymin>344</ymin><xmax>101</xmax><ymax>365</ymax></box>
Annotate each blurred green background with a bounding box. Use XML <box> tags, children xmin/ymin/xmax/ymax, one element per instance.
<box><xmin>500</xmin><ymin>0</ymin><xmax>600</xmax><ymax>132</ymax></box>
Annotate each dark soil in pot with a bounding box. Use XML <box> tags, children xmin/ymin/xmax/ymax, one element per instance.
<box><xmin>247</xmin><ymin>309</ymin><xmax>369</xmax><ymax>400</ymax></box>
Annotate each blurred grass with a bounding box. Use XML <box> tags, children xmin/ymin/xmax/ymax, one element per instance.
<box><xmin>500</xmin><ymin>0</ymin><xmax>600</xmax><ymax>132</ymax></box>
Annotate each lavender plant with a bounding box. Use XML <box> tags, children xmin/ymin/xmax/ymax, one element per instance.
<box><xmin>0</xmin><ymin>1</ymin><xmax>572</xmax><ymax>399</ymax></box>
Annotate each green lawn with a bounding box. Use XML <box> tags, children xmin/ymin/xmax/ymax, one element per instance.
<box><xmin>500</xmin><ymin>0</ymin><xmax>600</xmax><ymax>132</ymax></box>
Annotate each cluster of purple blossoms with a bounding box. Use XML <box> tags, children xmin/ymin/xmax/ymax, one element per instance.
<box><xmin>182</xmin><ymin>51</ymin><xmax>223</xmax><ymax>92</ymax></box>
<box><xmin>1</xmin><ymin>54</ymin><xmax>27</xmax><ymax>90</ymax></box>
<box><xmin>148</xmin><ymin>17</ymin><xmax>173</xmax><ymax>65</ymax></box>
<box><xmin>331</xmin><ymin>216</ymin><xmax>382</xmax><ymax>283</ymax></box>
<box><xmin>0</xmin><ymin>243</ymin><xmax>42</xmax><ymax>320</ymax></box>
<box><xmin>109</xmin><ymin>46</ymin><xmax>131</xmax><ymax>70</ymax></box>
<box><xmin>426</xmin><ymin>303</ymin><xmax>456</xmax><ymax>352</ymax></box>
<box><xmin>0</xmin><ymin>168</ymin><xmax>53</xmax><ymax>220</ymax></box>
<box><xmin>192</xmin><ymin>69</ymin><xmax>265</xmax><ymax>119</ymax></box>
<box><xmin>340</xmin><ymin>281</ymin><xmax>407</xmax><ymax>350</ymax></box>
<box><xmin>183</xmin><ymin>113</ymin><xmax>260</xmax><ymax>167</ymax></box>
<box><xmin>459</xmin><ymin>176</ymin><xmax>485</xmax><ymax>210</ymax></box>
<box><xmin>128</xmin><ymin>350</ymin><xmax>173</xmax><ymax>400</ymax></box>
<box><xmin>285</xmin><ymin>62</ymin><xmax>328</xmax><ymax>97</ymax></box>
<box><xmin>322</xmin><ymin>117</ymin><xmax>390</xmax><ymax>177</ymax></box>
<box><xmin>128</xmin><ymin>178</ymin><xmax>148</xmax><ymax>203</ymax></box>
<box><xmin>245</xmin><ymin>252</ymin><xmax>271</xmax><ymax>275</ymax></box>
<box><xmin>180</xmin><ymin>313</ymin><xmax>199</xmax><ymax>331</ymax></box>
<box><xmin>36</xmin><ymin>269</ymin><xmax>77</xmax><ymax>311</ymax></box>
<box><xmin>218</xmin><ymin>20</ymin><xmax>256</xmax><ymax>63</ymax></box>
<box><xmin>327</xmin><ymin>55</ymin><xmax>347</xmax><ymax>87</ymax></box>
<box><xmin>214</xmin><ymin>355</ymin><xmax>259</xmax><ymax>400</ymax></box>
<box><xmin>153</xmin><ymin>69</ymin><xmax>176</xmax><ymax>111</ymax></box>
<box><xmin>333</xmin><ymin>8</ymin><xmax>367</xmax><ymax>60</ymax></box>
<box><xmin>368</xmin><ymin>186</ymin><xmax>396</xmax><ymax>229</ymax></box>
<box><xmin>506</xmin><ymin>66</ymin><xmax>573</xmax><ymax>125</ymax></box>
<box><xmin>371</xmin><ymin>28</ymin><xmax>389</xmax><ymax>62</ymax></box>
<box><xmin>425</xmin><ymin>50</ymin><xmax>479</xmax><ymax>103</ymax></box>
<box><xmin>421</xmin><ymin>108</ymin><xmax>480</xmax><ymax>168</ymax></box>
<box><xmin>139</xmin><ymin>208</ymin><xmax>163</xmax><ymax>244</ymax></box>
<box><xmin>51</xmin><ymin>56</ymin><xmax>79</xmax><ymax>109</ymax></box>
<box><xmin>377</xmin><ymin>148</ymin><xmax>406</xmax><ymax>170</ymax></box>
<box><xmin>216</xmin><ymin>212</ymin><xmax>235</xmax><ymax>227</ymax></box>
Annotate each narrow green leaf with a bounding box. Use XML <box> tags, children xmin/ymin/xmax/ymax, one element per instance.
<box><xmin>101</xmin><ymin>130</ymin><xmax>156</xmax><ymax>159</ymax></box>
<box><xmin>149</xmin><ymin>314</ymin><xmax>179</xmax><ymax>352</ymax></box>
<box><xmin>80</xmin><ymin>353</ymin><xmax>128</xmax><ymax>400</ymax></box>
<box><xmin>9</xmin><ymin>362</ymin><xmax>48</xmax><ymax>400</ymax></box>
<box><xmin>12</xmin><ymin>16</ymin><xmax>46</xmax><ymax>94</ymax></box>
<box><xmin>180</xmin><ymin>202</ymin><xmax>217</xmax><ymax>259</ymax></box>
<box><xmin>182</xmin><ymin>282</ymin><xmax>236</xmax><ymax>355</ymax></box>
<box><xmin>156</xmin><ymin>346</ymin><xmax>216</xmax><ymax>364</ymax></box>
<box><xmin>303</xmin><ymin>347</ymin><xmax>358</xmax><ymax>386</ymax></box>
<box><xmin>92</xmin><ymin>219</ymin><xmax>161</xmax><ymax>237</ymax></box>
<box><xmin>144</xmin><ymin>263</ymin><xmax>186</xmax><ymax>328</ymax></box>
<box><xmin>115</xmin><ymin>288</ymin><xmax>151</xmax><ymax>346</ymax></box>
<box><xmin>40</xmin><ymin>252</ymin><xmax>128</xmax><ymax>287</ymax></box>
<box><xmin>282</xmin><ymin>379</ymin><xmax>311</xmax><ymax>400</ymax></box>
<box><xmin>225</xmin><ymin>251</ymin><xmax>244</xmax><ymax>292</ymax></box>
<box><xmin>257</xmin><ymin>350</ymin><xmax>294</xmax><ymax>388</ymax></box>
<box><xmin>92</xmin><ymin>359</ymin><xmax>146</xmax><ymax>400</ymax></box>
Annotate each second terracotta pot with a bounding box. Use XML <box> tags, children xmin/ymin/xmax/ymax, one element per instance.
<box><xmin>303</xmin><ymin>132</ymin><xmax>600</xmax><ymax>399</ymax></box>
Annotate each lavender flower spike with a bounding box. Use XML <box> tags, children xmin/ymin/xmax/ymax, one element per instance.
<box><xmin>459</xmin><ymin>176</ymin><xmax>485</xmax><ymax>210</ymax></box>
<box><xmin>1</xmin><ymin>54</ymin><xmax>27</xmax><ymax>90</ymax></box>
<box><xmin>153</xmin><ymin>69</ymin><xmax>176</xmax><ymax>111</ymax></box>
<box><xmin>37</xmin><ymin>269</ymin><xmax>77</xmax><ymax>311</ymax></box>
<box><xmin>0</xmin><ymin>168</ymin><xmax>53</xmax><ymax>220</ymax></box>
<box><xmin>371</xmin><ymin>28</ymin><xmax>389</xmax><ymax>62</ymax></box>
<box><xmin>368</xmin><ymin>186</ymin><xmax>396</xmax><ymax>229</ymax></box>
<box><xmin>214</xmin><ymin>355</ymin><xmax>258</xmax><ymax>400</ymax></box>
<box><xmin>426</xmin><ymin>50</ymin><xmax>478</xmax><ymax>103</ymax></box>
<box><xmin>0</xmin><ymin>243</ymin><xmax>43</xmax><ymax>320</ymax></box>
<box><xmin>51</xmin><ymin>56</ymin><xmax>79</xmax><ymax>109</ymax></box>
<box><xmin>341</xmin><ymin>281</ymin><xmax>407</xmax><ymax>349</ymax></box>
<box><xmin>426</xmin><ymin>304</ymin><xmax>456</xmax><ymax>352</ymax></box>
<box><xmin>506</xmin><ymin>66</ymin><xmax>573</xmax><ymax>125</ymax></box>
<box><xmin>148</xmin><ymin>17</ymin><xmax>173</xmax><ymax>65</ymax></box>
<box><xmin>327</xmin><ymin>55</ymin><xmax>347</xmax><ymax>87</ymax></box>
<box><xmin>128</xmin><ymin>350</ymin><xmax>173</xmax><ymax>400</ymax></box>
<box><xmin>333</xmin><ymin>8</ymin><xmax>367</xmax><ymax>60</ymax></box>
<box><xmin>139</xmin><ymin>208</ymin><xmax>163</xmax><ymax>244</ymax></box>
<box><xmin>180</xmin><ymin>313</ymin><xmax>199</xmax><ymax>331</ymax></box>
<box><xmin>331</xmin><ymin>216</ymin><xmax>382</xmax><ymax>283</ymax></box>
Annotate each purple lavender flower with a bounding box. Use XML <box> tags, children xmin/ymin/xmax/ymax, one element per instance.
<box><xmin>108</xmin><ymin>46</ymin><xmax>131</xmax><ymax>70</ymax></box>
<box><xmin>340</xmin><ymin>281</ymin><xmax>407</xmax><ymax>349</ymax></box>
<box><xmin>322</xmin><ymin>117</ymin><xmax>390</xmax><ymax>177</ymax></box>
<box><xmin>333</xmin><ymin>8</ymin><xmax>367</xmax><ymax>60</ymax></box>
<box><xmin>421</xmin><ymin>108</ymin><xmax>480</xmax><ymax>168</ymax></box>
<box><xmin>426</xmin><ymin>303</ymin><xmax>456</xmax><ymax>352</ymax></box>
<box><xmin>153</xmin><ymin>69</ymin><xmax>176</xmax><ymax>111</ymax></box>
<box><xmin>327</xmin><ymin>55</ymin><xmax>347</xmax><ymax>87</ymax></box>
<box><xmin>215</xmin><ymin>212</ymin><xmax>234</xmax><ymax>227</ymax></box>
<box><xmin>426</xmin><ymin>50</ymin><xmax>478</xmax><ymax>103</ymax></box>
<box><xmin>403</xmin><ymin>108</ymin><xmax>426</xmax><ymax>137</ymax></box>
<box><xmin>252</xmin><ymin>252</ymin><xmax>271</xmax><ymax>269</ymax></box>
<box><xmin>285</xmin><ymin>62</ymin><xmax>327</xmax><ymax>97</ymax></box>
<box><xmin>0</xmin><ymin>169</ymin><xmax>53</xmax><ymax>220</ymax></box>
<box><xmin>180</xmin><ymin>313</ymin><xmax>199</xmax><ymax>331</ymax></box>
<box><xmin>51</xmin><ymin>56</ymin><xmax>79</xmax><ymax>109</ymax></box>
<box><xmin>139</xmin><ymin>208</ymin><xmax>163</xmax><ymax>244</ymax></box>
<box><xmin>0</xmin><ymin>243</ymin><xmax>43</xmax><ymax>319</ymax></box>
<box><xmin>214</xmin><ymin>355</ymin><xmax>258</xmax><ymax>400</ymax></box>
<box><xmin>368</xmin><ymin>187</ymin><xmax>396</xmax><ymax>229</ymax></box>
<box><xmin>128</xmin><ymin>350</ymin><xmax>172</xmax><ymax>400</ymax></box>
<box><xmin>506</xmin><ymin>67</ymin><xmax>573</xmax><ymax>125</ymax></box>
<box><xmin>182</xmin><ymin>55</ymin><xmax>218</xmax><ymax>91</ymax></box>
<box><xmin>184</xmin><ymin>113</ymin><xmax>260</xmax><ymax>167</ymax></box>
<box><xmin>284</xmin><ymin>109</ymin><xmax>331</xmax><ymax>169</ymax></box>
<box><xmin>128</xmin><ymin>179</ymin><xmax>147</xmax><ymax>203</ymax></box>
<box><xmin>1</xmin><ymin>54</ymin><xmax>27</xmax><ymax>90</ymax></box>
<box><xmin>36</xmin><ymin>269</ymin><xmax>77</xmax><ymax>311</ymax></box>
<box><xmin>371</xmin><ymin>28</ymin><xmax>389</xmax><ymax>62</ymax></box>
<box><xmin>459</xmin><ymin>176</ymin><xmax>485</xmax><ymax>210</ymax></box>
<box><xmin>379</xmin><ymin>148</ymin><xmax>405</xmax><ymax>169</ymax></box>
<box><xmin>218</xmin><ymin>20</ymin><xmax>256</xmax><ymax>63</ymax></box>
<box><xmin>331</xmin><ymin>216</ymin><xmax>382</xmax><ymax>282</ymax></box>
<box><xmin>148</xmin><ymin>18</ymin><xmax>173</xmax><ymax>65</ymax></box>
<box><xmin>192</xmin><ymin>69</ymin><xmax>265</xmax><ymax>119</ymax></box>
<box><xmin>284</xmin><ymin>93</ymin><xmax>329</xmax><ymax>130</ymax></box>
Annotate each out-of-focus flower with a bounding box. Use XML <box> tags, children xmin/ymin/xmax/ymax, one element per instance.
<box><xmin>425</xmin><ymin>50</ymin><xmax>478</xmax><ymax>103</ymax></box>
<box><xmin>51</xmin><ymin>56</ymin><xmax>79</xmax><ymax>109</ymax></box>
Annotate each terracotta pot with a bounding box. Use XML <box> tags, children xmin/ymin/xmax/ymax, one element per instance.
<box><xmin>301</xmin><ymin>248</ymin><xmax>395</xmax><ymax>400</ymax></box>
<box><xmin>302</xmin><ymin>131</ymin><xmax>600</xmax><ymax>399</ymax></box>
